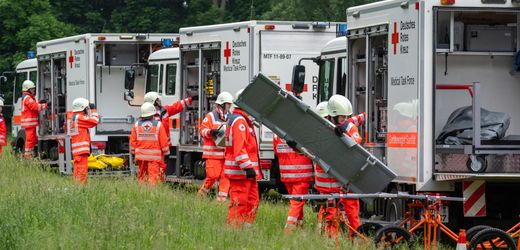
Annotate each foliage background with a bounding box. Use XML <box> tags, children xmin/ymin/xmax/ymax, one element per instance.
<box><xmin>0</xmin><ymin>0</ymin><xmax>376</xmax><ymax>128</ymax></box>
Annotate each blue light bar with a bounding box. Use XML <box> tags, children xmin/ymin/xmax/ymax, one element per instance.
<box><xmin>27</xmin><ymin>51</ymin><xmax>36</xmax><ymax>59</ymax></box>
<box><xmin>162</xmin><ymin>38</ymin><xmax>173</xmax><ymax>48</ymax></box>
<box><xmin>337</xmin><ymin>24</ymin><xmax>347</xmax><ymax>37</ymax></box>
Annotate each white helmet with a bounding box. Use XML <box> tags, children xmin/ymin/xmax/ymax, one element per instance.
<box><xmin>143</xmin><ymin>92</ymin><xmax>160</xmax><ymax>104</ymax></box>
<box><xmin>0</xmin><ymin>99</ymin><xmax>4</xmax><ymax>106</ymax></box>
<box><xmin>327</xmin><ymin>95</ymin><xmax>353</xmax><ymax>117</ymax></box>
<box><xmin>215</xmin><ymin>91</ymin><xmax>233</xmax><ymax>105</ymax></box>
<box><xmin>22</xmin><ymin>80</ymin><xmax>36</xmax><ymax>91</ymax></box>
<box><xmin>315</xmin><ymin>101</ymin><xmax>329</xmax><ymax>118</ymax></box>
<box><xmin>72</xmin><ymin>98</ymin><xmax>90</xmax><ymax>112</ymax></box>
<box><xmin>140</xmin><ymin>102</ymin><xmax>157</xmax><ymax>118</ymax></box>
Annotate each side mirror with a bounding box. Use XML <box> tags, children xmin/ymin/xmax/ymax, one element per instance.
<box><xmin>125</xmin><ymin>69</ymin><xmax>136</xmax><ymax>90</ymax></box>
<box><xmin>124</xmin><ymin>90</ymin><xmax>134</xmax><ymax>101</ymax></box>
<box><xmin>291</xmin><ymin>65</ymin><xmax>306</xmax><ymax>94</ymax></box>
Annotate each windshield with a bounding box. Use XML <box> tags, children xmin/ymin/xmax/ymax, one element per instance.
<box><xmin>318</xmin><ymin>59</ymin><xmax>334</xmax><ymax>102</ymax></box>
<box><xmin>145</xmin><ymin>65</ymin><xmax>160</xmax><ymax>93</ymax></box>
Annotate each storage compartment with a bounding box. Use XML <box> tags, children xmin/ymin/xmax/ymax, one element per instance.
<box><xmin>180</xmin><ymin>43</ymin><xmax>221</xmax><ymax>146</ymax></box>
<box><xmin>435</xmin><ymin>10</ymin><xmax>518</xmax><ymax>53</ymax></box>
<box><xmin>38</xmin><ymin>54</ymin><xmax>67</xmax><ymax>136</ymax></box>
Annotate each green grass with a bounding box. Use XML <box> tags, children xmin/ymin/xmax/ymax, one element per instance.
<box><xmin>0</xmin><ymin>146</ymin><xmax>449</xmax><ymax>249</ymax></box>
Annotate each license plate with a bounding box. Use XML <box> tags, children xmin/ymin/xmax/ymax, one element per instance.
<box><xmin>260</xmin><ymin>169</ymin><xmax>270</xmax><ymax>181</ymax></box>
<box><xmin>439</xmin><ymin>206</ymin><xmax>449</xmax><ymax>223</ymax></box>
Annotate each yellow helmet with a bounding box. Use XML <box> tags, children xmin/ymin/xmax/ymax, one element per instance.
<box><xmin>140</xmin><ymin>102</ymin><xmax>157</xmax><ymax>118</ymax></box>
<box><xmin>327</xmin><ymin>95</ymin><xmax>353</xmax><ymax>117</ymax></box>
<box><xmin>22</xmin><ymin>80</ymin><xmax>36</xmax><ymax>91</ymax></box>
<box><xmin>144</xmin><ymin>91</ymin><xmax>160</xmax><ymax>104</ymax></box>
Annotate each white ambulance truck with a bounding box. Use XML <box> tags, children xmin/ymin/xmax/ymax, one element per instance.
<box><xmin>33</xmin><ymin>33</ymin><xmax>177</xmax><ymax>175</ymax></box>
<box><xmin>317</xmin><ymin>0</ymin><xmax>520</xmax><ymax>227</ymax></box>
<box><xmin>171</xmin><ymin>21</ymin><xmax>345</xmax><ymax>188</ymax></box>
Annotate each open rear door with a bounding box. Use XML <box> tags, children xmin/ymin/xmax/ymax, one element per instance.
<box><xmin>235</xmin><ymin>74</ymin><xmax>397</xmax><ymax>194</ymax></box>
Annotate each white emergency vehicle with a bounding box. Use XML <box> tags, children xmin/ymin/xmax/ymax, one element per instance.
<box><xmin>32</xmin><ymin>33</ymin><xmax>177</xmax><ymax>175</ymax></box>
<box><xmin>167</xmin><ymin>21</ymin><xmax>345</xmax><ymax>188</ymax></box>
<box><xmin>309</xmin><ymin>0</ymin><xmax>520</xmax><ymax>226</ymax></box>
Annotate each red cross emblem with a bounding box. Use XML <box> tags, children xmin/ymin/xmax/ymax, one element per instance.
<box><xmin>224</xmin><ymin>41</ymin><xmax>231</xmax><ymax>64</ymax></box>
<box><xmin>391</xmin><ymin>22</ymin><xmax>399</xmax><ymax>55</ymax></box>
<box><xmin>68</xmin><ymin>50</ymin><xmax>74</xmax><ymax>68</ymax></box>
<box><xmin>142</xmin><ymin>121</ymin><xmax>153</xmax><ymax>132</ymax></box>
<box><xmin>284</xmin><ymin>83</ymin><xmax>308</xmax><ymax>92</ymax></box>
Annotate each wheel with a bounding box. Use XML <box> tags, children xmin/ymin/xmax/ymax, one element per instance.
<box><xmin>467</xmin><ymin>155</ymin><xmax>487</xmax><ymax>173</ymax></box>
<box><xmin>355</xmin><ymin>222</ymin><xmax>382</xmax><ymax>237</ymax></box>
<box><xmin>466</xmin><ymin>225</ymin><xmax>492</xmax><ymax>242</ymax></box>
<box><xmin>374</xmin><ymin>225</ymin><xmax>413</xmax><ymax>249</ymax></box>
<box><xmin>469</xmin><ymin>227</ymin><xmax>516</xmax><ymax>250</ymax></box>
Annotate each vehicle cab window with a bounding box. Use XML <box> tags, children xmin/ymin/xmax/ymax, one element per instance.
<box><xmin>318</xmin><ymin>59</ymin><xmax>335</xmax><ymax>102</ymax></box>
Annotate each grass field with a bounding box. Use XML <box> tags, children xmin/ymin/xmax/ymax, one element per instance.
<box><xmin>0</xmin><ymin>146</ymin><xmax>441</xmax><ymax>249</ymax></box>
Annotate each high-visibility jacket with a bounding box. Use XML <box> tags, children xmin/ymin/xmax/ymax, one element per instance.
<box><xmin>154</xmin><ymin>97</ymin><xmax>192</xmax><ymax>145</ymax></box>
<box><xmin>314</xmin><ymin>120</ymin><xmax>362</xmax><ymax>193</ymax></box>
<box><xmin>130</xmin><ymin>118</ymin><xmax>170</xmax><ymax>162</ymax></box>
<box><xmin>224</xmin><ymin>108</ymin><xmax>261</xmax><ymax>180</ymax></box>
<box><xmin>0</xmin><ymin>114</ymin><xmax>6</xmax><ymax>146</ymax></box>
<box><xmin>67</xmin><ymin>110</ymin><xmax>99</xmax><ymax>157</ymax></box>
<box><xmin>273</xmin><ymin>134</ymin><xmax>313</xmax><ymax>182</ymax></box>
<box><xmin>21</xmin><ymin>92</ymin><xmax>47</xmax><ymax>128</ymax></box>
<box><xmin>199</xmin><ymin>109</ymin><xmax>227</xmax><ymax>159</ymax></box>
<box><xmin>350</xmin><ymin>112</ymin><xmax>366</xmax><ymax>127</ymax></box>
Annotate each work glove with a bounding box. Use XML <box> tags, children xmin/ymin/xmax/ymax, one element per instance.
<box><xmin>209</xmin><ymin>129</ymin><xmax>220</xmax><ymax>137</ymax></box>
<box><xmin>39</xmin><ymin>100</ymin><xmax>47</xmax><ymax>104</ymax></box>
<box><xmin>334</xmin><ymin>126</ymin><xmax>346</xmax><ymax>137</ymax></box>
<box><xmin>89</xmin><ymin>103</ymin><xmax>96</xmax><ymax>109</ymax></box>
<box><xmin>286</xmin><ymin>140</ymin><xmax>297</xmax><ymax>149</ymax></box>
<box><xmin>245</xmin><ymin>168</ymin><xmax>256</xmax><ymax>179</ymax></box>
<box><xmin>189</xmin><ymin>92</ymin><xmax>199</xmax><ymax>101</ymax></box>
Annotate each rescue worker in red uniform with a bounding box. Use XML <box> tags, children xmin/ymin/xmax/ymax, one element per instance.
<box><xmin>67</xmin><ymin>98</ymin><xmax>99</xmax><ymax>185</ymax></box>
<box><xmin>224</xmin><ymin>89</ymin><xmax>262</xmax><ymax>228</ymax></box>
<box><xmin>0</xmin><ymin>100</ymin><xmax>6</xmax><ymax>157</ymax></box>
<box><xmin>198</xmin><ymin>91</ymin><xmax>233</xmax><ymax>202</ymax></box>
<box><xmin>313</xmin><ymin>97</ymin><xmax>362</xmax><ymax>237</ymax></box>
<box><xmin>273</xmin><ymin>133</ymin><xmax>313</xmax><ymax>232</ymax></box>
<box><xmin>21</xmin><ymin>80</ymin><xmax>48</xmax><ymax>158</ymax></box>
<box><xmin>130</xmin><ymin>102</ymin><xmax>170</xmax><ymax>187</ymax></box>
<box><xmin>143</xmin><ymin>91</ymin><xmax>195</xmax><ymax>178</ymax></box>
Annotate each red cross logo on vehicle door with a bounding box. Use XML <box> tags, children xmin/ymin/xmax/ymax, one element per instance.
<box><xmin>68</xmin><ymin>50</ymin><xmax>74</xmax><ymax>68</ymax></box>
<box><xmin>224</xmin><ymin>41</ymin><xmax>231</xmax><ymax>64</ymax></box>
<box><xmin>391</xmin><ymin>22</ymin><xmax>399</xmax><ymax>55</ymax></box>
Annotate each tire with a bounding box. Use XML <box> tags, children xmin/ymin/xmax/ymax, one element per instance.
<box><xmin>374</xmin><ymin>225</ymin><xmax>413</xmax><ymax>249</ymax></box>
<box><xmin>355</xmin><ymin>222</ymin><xmax>383</xmax><ymax>237</ymax></box>
<box><xmin>469</xmin><ymin>227</ymin><xmax>516</xmax><ymax>250</ymax></box>
<box><xmin>466</xmin><ymin>225</ymin><xmax>491</xmax><ymax>242</ymax></box>
<box><xmin>467</xmin><ymin>155</ymin><xmax>487</xmax><ymax>173</ymax></box>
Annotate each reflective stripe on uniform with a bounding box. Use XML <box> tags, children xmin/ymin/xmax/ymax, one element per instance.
<box><xmin>135</xmin><ymin>148</ymin><xmax>162</xmax><ymax>154</ymax></box>
<box><xmin>72</xmin><ymin>142</ymin><xmax>90</xmax><ymax>147</ymax></box>
<box><xmin>224</xmin><ymin>169</ymin><xmax>260</xmax><ymax>175</ymax></box>
<box><xmin>72</xmin><ymin>148</ymin><xmax>90</xmax><ymax>154</ymax></box>
<box><xmin>279</xmin><ymin>164</ymin><xmax>313</xmax><ymax>170</ymax></box>
<box><xmin>280</xmin><ymin>172</ymin><xmax>314</xmax><ymax>178</ymax></box>
<box><xmin>287</xmin><ymin>216</ymin><xmax>298</xmax><ymax>223</ymax></box>
<box><xmin>135</xmin><ymin>154</ymin><xmax>163</xmax><ymax>160</ymax></box>
<box><xmin>235</xmin><ymin>154</ymin><xmax>249</xmax><ymax>161</ymax></box>
<box><xmin>314</xmin><ymin>180</ymin><xmax>342</xmax><ymax>188</ymax></box>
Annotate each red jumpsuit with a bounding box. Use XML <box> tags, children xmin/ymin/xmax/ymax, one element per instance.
<box><xmin>273</xmin><ymin>134</ymin><xmax>313</xmax><ymax>231</ymax></box>
<box><xmin>153</xmin><ymin>97</ymin><xmax>192</xmax><ymax>176</ymax></box>
<box><xmin>130</xmin><ymin>118</ymin><xmax>170</xmax><ymax>186</ymax></box>
<box><xmin>314</xmin><ymin>120</ymin><xmax>362</xmax><ymax>237</ymax></box>
<box><xmin>0</xmin><ymin>113</ymin><xmax>6</xmax><ymax>157</ymax></box>
<box><xmin>224</xmin><ymin>108</ymin><xmax>262</xmax><ymax>228</ymax></box>
<box><xmin>67</xmin><ymin>109</ymin><xmax>99</xmax><ymax>185</ymax></box>
<box><xmin>198</xmin><ymin>108</ymin><xmax>230</xmax><ymax>202</ymax></box>
<box><xmin>21</xmin><ymin>92</ymin><xmax>47</xmax><ymax>158</ymax></box>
